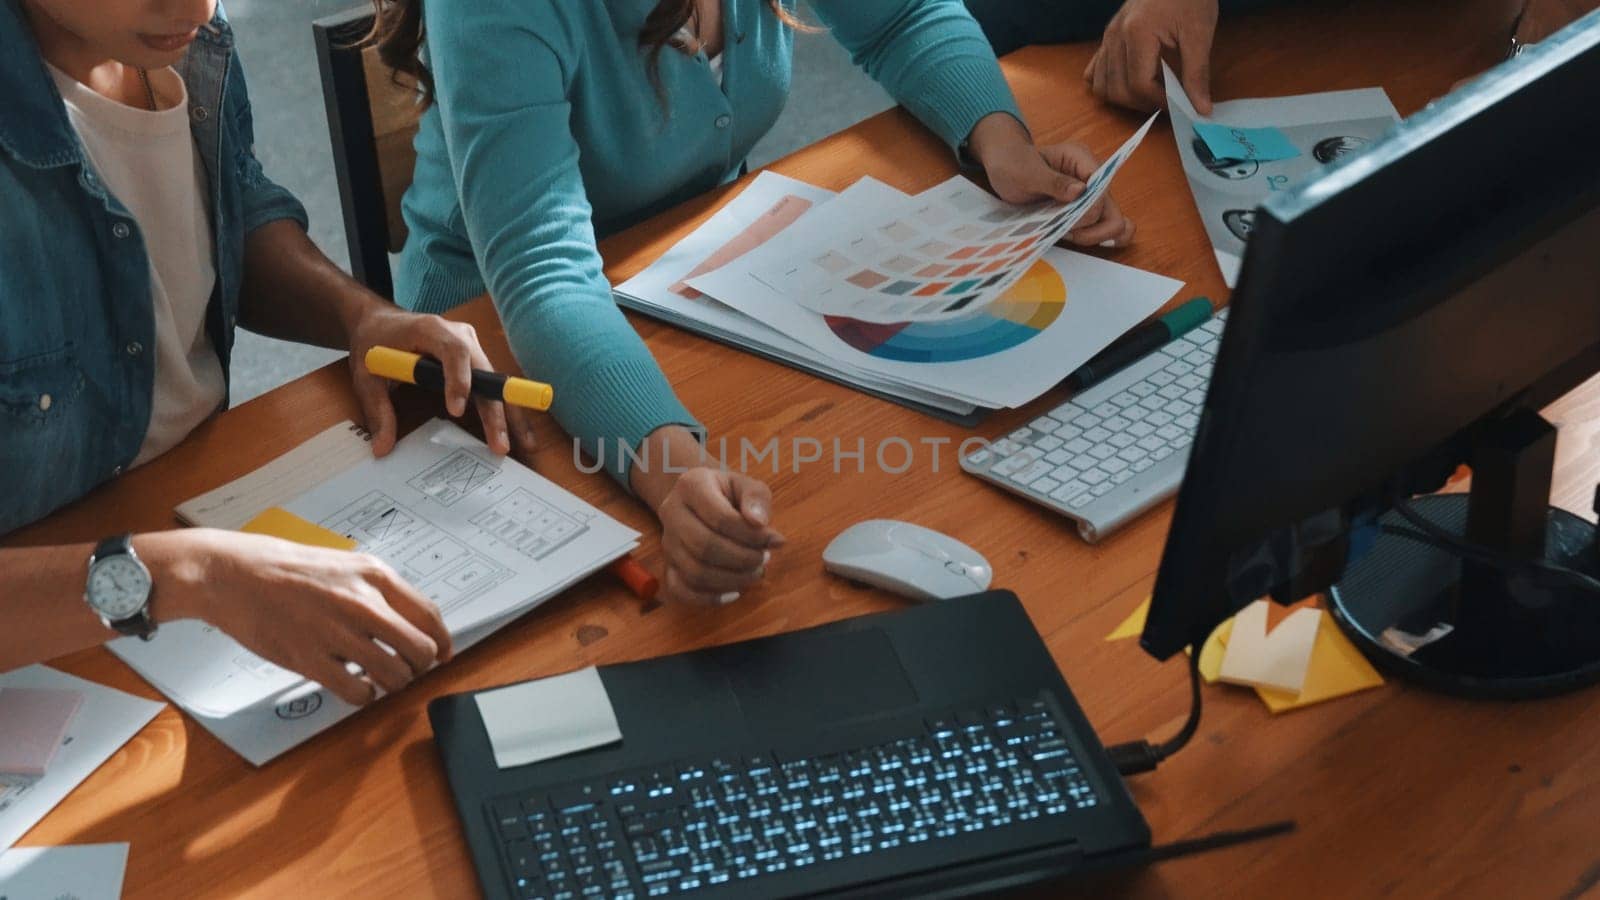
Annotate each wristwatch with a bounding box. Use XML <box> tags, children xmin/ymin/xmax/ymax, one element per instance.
<box><xmin>85</xmin><ymin>534</ymin><xmax>158</xmax><ymax>640</ymax></box>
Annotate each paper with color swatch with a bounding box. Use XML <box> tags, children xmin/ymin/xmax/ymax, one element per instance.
<box><xmin>0</xmin><ymin>843</ymin><xmax>129</xmax><ymax>900</ymax></box>
<box><xmin>0</xmin><ymin>688</ymin><xmax>82</xmax><ymax>780</ymax></box>
<box><xmin>690</xmin><ymin>179</ymin><xmax>1183</xmax><ymax>409</ymax></box>
<box><xmin>0</xmin><ymin>668</ymin><xmax>162</xmax><ymax>854</ymax></box>
<box><xmin>699</xmin><ymin>112</ymin><xmax>1158</xmax><ymax>325</ymax></box>
<box><xmin>612</xmin><ymin>172</ymin><xmax>977</xmax><ymax>416</ymax></box>
<box><xmin>475</xmin><ymin>667</ymin><xmax>623</xmax><ymax>769</ymax></box>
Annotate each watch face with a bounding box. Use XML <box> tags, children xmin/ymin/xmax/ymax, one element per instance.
<box><xmin>88</xmin><ymin>555</ymin><xmax>151</xmax><ymax>620</ymax></box>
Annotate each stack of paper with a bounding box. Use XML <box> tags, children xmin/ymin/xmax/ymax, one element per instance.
<box><xmin>113</xmin><ymin>419</ymin><xmax>640</xmax><ymax>765</ymax></box>
<box><xmin>615</xmin><ymin>113</ymin><xmax>1183</xmax><ymax>417</ymax></box>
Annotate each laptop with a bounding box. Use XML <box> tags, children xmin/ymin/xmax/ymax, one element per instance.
<box><xmin>430</xmin><ymin>591</ymin><xmax>1150</xmax><ymax>898</ymax></box>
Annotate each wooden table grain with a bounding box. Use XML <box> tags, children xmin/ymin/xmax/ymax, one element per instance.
<box><xmin>10</xmin><ymin>0</ymin><xmax>1600</xmax><ymax>896</ymax></box>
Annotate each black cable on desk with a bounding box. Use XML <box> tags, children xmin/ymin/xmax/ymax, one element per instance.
<box><xmin>1108</xmin><ymin>648</ymin><xmax>1203</xmax><ymax>776</ymax></box>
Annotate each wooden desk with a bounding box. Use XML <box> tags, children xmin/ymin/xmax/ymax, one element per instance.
<box><xmin>11</xmin><ymin>1</ymin><xmax>1600</xmax><ymax>896</ymax></box>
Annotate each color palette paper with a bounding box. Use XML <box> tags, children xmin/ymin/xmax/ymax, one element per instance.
<box><xmin>691</xmin><ymin>174</ymin><xmax>1182</xmax><ymax>409</ymax></box>
<box><xmin>825</xmin><ymin>258</ymin><xmax>1066</xmax><ymax>363</ymax></box>
<box><xmin>613</xmin><ymin>172</ymin><xmax>982</xmax><ymax>417</ymax></box>
<box><xmin>702</xmin><ymin>112</ymin><xmax>1159</xmax><ymax>325</ymax></box>
<box><xmin>624</xmin><ymin>169</ymin><xmax>1180</xmax><ymax>412</ymax></box>
<box><xmin>0</xmin><ymin>687</ymin><xmax>82</xmax><ymax>779</ymax></box>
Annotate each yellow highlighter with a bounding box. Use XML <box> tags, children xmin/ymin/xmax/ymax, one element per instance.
<box><xmin>365</xmin><ymin>346</ymin><xmax>553</xmax><ymax>411</ymax></box>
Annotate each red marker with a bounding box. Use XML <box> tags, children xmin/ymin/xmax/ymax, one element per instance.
<box><xmin>610</xmin><ymin>556</ymin><xmax>658</xmax><ymax>601</ymax></box>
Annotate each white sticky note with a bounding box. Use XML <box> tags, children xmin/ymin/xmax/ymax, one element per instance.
<box><xmin>474</xmin><ymin>667</ymin><xmax>622</xmax><ymax>769</ymax></box>
<box><xmin>0</xmin><ymin>843</ymin><xmax>129</xmax><ymax>900</ymax></box>
<box><xmin>1217</xmin><ymin>600</ymin><xmax>1323</xmax><ymax>694</ymax></box>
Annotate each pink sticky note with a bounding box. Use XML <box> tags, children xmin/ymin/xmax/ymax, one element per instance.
<box><xmin>0</xmin><ymin>687</ymin><xmax>84</xmax><ymax>778</ymax></box>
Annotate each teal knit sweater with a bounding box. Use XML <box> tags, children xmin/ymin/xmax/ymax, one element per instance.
<box><xmin>395</xmin><ymin>0</ymin><xmax>1023</xmax><ymax>485</ymax></box>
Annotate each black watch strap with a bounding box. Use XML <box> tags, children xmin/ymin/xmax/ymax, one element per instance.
<box><xmin>94</xmin><ymin>533</ymin><xmax>133</xmax><ymax>561</ymax></box>
<box><xmin>92</xmin><ymin>533</ymin><xmax>156</xmax><ymax>640</ymax></box>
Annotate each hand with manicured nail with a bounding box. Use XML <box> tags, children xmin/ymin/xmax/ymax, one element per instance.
<box><xmin>655</xmin><ymin>467</ymin><xmax>782</xmax><ymax>607</ymax></box>
<box><xmin>965</xmin><ymin>113</ymin><xmax>1136</xmax><ymax>250</ymax></box>
<box><xmin>628</xmin><ymin>425</ymin><xmax>782</xmax><ymax>608</ymax></box>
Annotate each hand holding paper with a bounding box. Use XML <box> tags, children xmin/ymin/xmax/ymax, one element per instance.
<box><xmin>965</xmin><ymin>115</ymin><xmax>1135</xmax><ymax>248</ymax></box>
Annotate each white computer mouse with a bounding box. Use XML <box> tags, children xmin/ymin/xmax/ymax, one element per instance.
<box><xmin>822</xmin><ymin>519</ymin><xmax>993</xmax><ymax>602</ymax></box>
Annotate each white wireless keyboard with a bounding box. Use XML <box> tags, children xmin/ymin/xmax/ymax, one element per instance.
<box><xmin>961</xmin><ymin>310</ymin><xmax>1227</xmax><ymax>543</ymax></box>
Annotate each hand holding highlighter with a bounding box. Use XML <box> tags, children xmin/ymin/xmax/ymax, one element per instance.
<box><xmin>365</xmin><ymin>346</ymin><xmax>554</xmax><ymax>411</ymax></box>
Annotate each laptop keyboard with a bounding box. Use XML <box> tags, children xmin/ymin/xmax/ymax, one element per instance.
<box><xmin>489</xmin><ymin>696</ymin><xmax>1098</xmax><ymax>899</ymax></box>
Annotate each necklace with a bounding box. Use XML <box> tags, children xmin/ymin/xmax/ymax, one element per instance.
<box><xmin>136</xmin><ymin>67</ymin><xmax>157</xmax><ymax>111</ymax></box>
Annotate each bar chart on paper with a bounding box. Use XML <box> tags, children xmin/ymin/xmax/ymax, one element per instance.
<box><xmin>825</xmin><ymin>258</ymin><xmax>1066</xmax><ymax>363</ymax></box>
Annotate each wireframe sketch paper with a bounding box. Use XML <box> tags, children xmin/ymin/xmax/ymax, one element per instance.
<box><xmin>0</xmin><ymin>667</ymin><xmax>163</xmax><ymax>854</ymax></box>
<box><xmin>1163</xmin><ymin>62</ymin><xmax>1399</xmax><ymax>286</ymax></box>
<box><xmin>183</xmin><ymin>602</ymin><xmax>532</xmax><ymax>767</ymax></box>
<box><xmin>701</xmin><ymin>112</ymin><xmax>1159</xmax><ymax>325</ymax></box>
<box><xmin>111</xmin><ymin>419</ymin><xmax>639</xmax><ymax>723</ymax></box>
<box><xmin>0</xmin><ymin>843</ymin><xmax>129</xmax><ymax>900</ymax></box>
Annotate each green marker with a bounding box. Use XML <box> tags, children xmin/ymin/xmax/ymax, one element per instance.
<box><xmin>1063</xmin><ymin>297</ymin><xmax>1215</xmax><ymax>391</ymax></box>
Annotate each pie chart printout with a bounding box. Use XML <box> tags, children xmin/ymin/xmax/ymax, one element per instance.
<box><xmin>823</xmin><ymin>259</ymin><xmax>1067</xmax><ymax>363</ymax></box>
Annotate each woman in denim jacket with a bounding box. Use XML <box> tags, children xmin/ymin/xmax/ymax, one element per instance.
<box><xmin>0</xmin><ymin>0</ymin><xmax>533</xmax><ymax>705</ymax></box>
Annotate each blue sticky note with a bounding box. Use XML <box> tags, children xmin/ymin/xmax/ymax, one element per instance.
<box><xmin>1194</xmin><ymin>123</ymin><xmax>1300</xmax><ymax>162</ymax></box>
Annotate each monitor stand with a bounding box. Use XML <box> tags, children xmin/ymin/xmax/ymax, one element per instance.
<box><xmin>1328</xmin><ymin>410</ymin><xmax>1600</xmax><ymax>698</ymax></box>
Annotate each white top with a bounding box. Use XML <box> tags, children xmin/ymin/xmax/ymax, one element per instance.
<box><xmin>49</xmin><ymin>65</ymin><xmax>224</xmax><ymax>467</ymax></box>
<box><xmin>673</xmin><ymin>24</ymin><xmax>726</xmax><ymax>88</ymax></box>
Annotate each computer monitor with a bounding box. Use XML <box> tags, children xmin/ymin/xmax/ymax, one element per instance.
<box><xmin>1143</xmin><ymin>12</ymin><xmax>1600</xmax><ymax>698</ymax></box>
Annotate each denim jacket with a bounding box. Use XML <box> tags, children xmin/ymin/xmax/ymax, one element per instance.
<box><xmin>0</xmin><ymin>2</ymin><xmax>307</xmax><ymax>536</ymax></box>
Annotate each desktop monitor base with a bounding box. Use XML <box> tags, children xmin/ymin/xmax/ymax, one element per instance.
<box><xmin>1329</xmin><ymin>494</ymin><xmax>1600</xmax><ymax>699</ymax></box>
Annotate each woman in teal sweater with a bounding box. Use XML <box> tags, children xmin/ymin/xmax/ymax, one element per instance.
<box><xmin>370</xmin><ymin>0</ymin><xmax>1133</xmax><ymax>606</ymax></box>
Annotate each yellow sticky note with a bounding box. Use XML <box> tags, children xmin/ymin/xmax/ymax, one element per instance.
<box><xmin>1197</xmin><ymin>616</ymin><xmax>1234</xmax><ymax>683</ymax></box>
<box><xmin>1254</xmin><ymin>613</ymin><xmax>1384</xmax><ymax>713</ymax></box>
<box><xmin>1105</xmin><ymin>596</ymin><xmax>1150</xmax><ymax>641</ymax></box>
<box><xmin>241</xmin><ymin>507</ymin><xmax>357</xmax><ymax>551</ymax></box>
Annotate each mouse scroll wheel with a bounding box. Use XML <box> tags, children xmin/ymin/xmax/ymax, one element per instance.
<box><xmin>944</xmin><ymin>560</ymin><xmax>969</xmax><ymax>576</ymax></box>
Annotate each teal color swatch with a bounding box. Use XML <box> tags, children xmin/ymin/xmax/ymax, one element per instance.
<box><xmin>1195</xmin><ymin>123</ymin><xmax>1300</xmax><ymax>162</ymax></box>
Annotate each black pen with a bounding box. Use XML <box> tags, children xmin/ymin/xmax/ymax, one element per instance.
<box><xmin>1064</xmin><ymin>297</ymin><xmax>1214</xmax><ymax>391</ymax></box>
